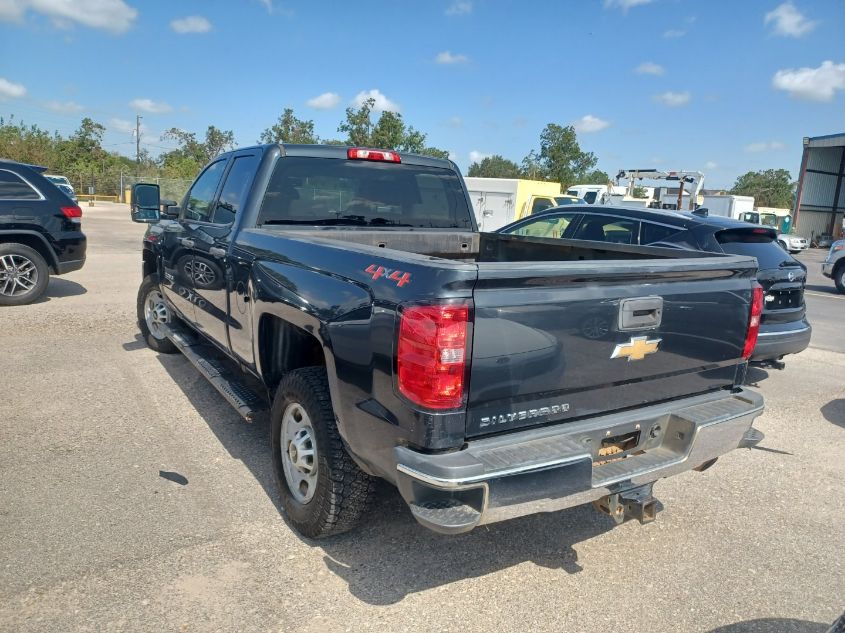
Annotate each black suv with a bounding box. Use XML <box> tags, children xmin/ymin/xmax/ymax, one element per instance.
<box><xmin>0</xmin><ymin>160</ymin><xmax>86</xmax><ymax>305</ymax></box>
<box><xmin>497</xmin><ymin>205</ymin><xmax>811</xmax><ymax>366</ymax></box>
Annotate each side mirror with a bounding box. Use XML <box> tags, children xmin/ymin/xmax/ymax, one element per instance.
<box><xmin>131</xmin><ymin>183</ymin><xmax>161</xmax><ymax>223</ymax></box>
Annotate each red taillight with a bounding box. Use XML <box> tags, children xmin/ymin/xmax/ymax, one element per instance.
<box><xmin>742</xmin><ymin>284</ymin><xmax>764</xmax><ymax>360</ymax></box>
<box><xmin>61</xmin><ymin>205</ymin><xmax>82</xmax><ymax>219</ymax></box>
<box><xmin>397</xmin><ymin>304</ymin><xmax>469</xmax><ymax>409</ymax></box>
<box><xmin>347</xmin><ymin>147</ymin><xmax>401</xmax><ymax>163</ymax></box>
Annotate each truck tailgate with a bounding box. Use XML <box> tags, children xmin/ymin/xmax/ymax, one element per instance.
<box><xmin>467</xmin><ymin>256</ymin><xmax>757</xmax><ymax>437</ymax></box>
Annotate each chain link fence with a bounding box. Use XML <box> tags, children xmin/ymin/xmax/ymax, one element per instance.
<box><xmin>67</xmin><ymin>172</ymin><xmax>192</xmax><ymax>203</ymax></box>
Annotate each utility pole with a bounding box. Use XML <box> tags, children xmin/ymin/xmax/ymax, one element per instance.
<box><xmin>135</xmin><ymin>115</ymin><xmax>142</xmax><ymax>164</ymax></box>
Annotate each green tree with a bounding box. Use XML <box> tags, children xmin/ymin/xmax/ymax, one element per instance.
<box><xmin>260</xmin><ymin>108</ymin><xmax>319</xmax><ymax>144</ymax></box>
<box><xmin>159</xmin><ymin>125</ymin><xmax>235</xmax><ymax>177</ymax></box>
<box><xmin>583</xmin><ymin>169</ymin><xmax>610</xmax><ymax>185</ymax></box>
<box><xmin>632</xmin><ymin>185</ymin><xmax>648</xmax><ymax>198</ymax></box>
<box><xmin>467</xmin><ymin>155</ymin><xmax>522</xmax><ymax>178</ymax></box>
<box><xmin>730</xmin><ymin>169</ymin><xmax>794</xmax><ymax>208</ymax></box>
<box><xmin>338</xmin><ymin>98</ymin><xmax>376</xmax><ymax>146</ymax></box>
<box><xmin>337</xmin><ymin>99</ymin><xmax>449</xmax><ymax>157</ymax></box>
<box><xmin>528</xmin><ymin>123</ymin><xmax>598</xmax><ymax>189</ymax></box>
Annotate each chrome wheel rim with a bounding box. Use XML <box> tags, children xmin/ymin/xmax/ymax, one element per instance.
<box><xmin>144</xmin><ymin>289</ymin><xmax>170</xmax><ymax>340</ymax></box>
<box><xmin>185</xmin><ymin>260</ymin><xmax>215</xmax><ymax>285</ymax></box>
<box><xmin>0</xmin><ymin>254</ymin><xmax>38</xmax><ymax>297</ymax></box>
<box><xmin>281</xmin><ymin>402</ymin><xmax>318</xmax><ymax>504</ymax></box>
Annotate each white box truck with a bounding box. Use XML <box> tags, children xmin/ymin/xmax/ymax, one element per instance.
<box><xmin>701</xmin><ymin>195</ymin><xmax>756</xmax><ymax>222</ymax></box>
<box><xmin>464</xmin><ymin>178</ymin><xmax>564</xmax><ymax>231</ymax></box>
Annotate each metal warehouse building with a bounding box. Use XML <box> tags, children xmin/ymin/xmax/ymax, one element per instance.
<box><xmin>794</xmin><ymin>132</ymin><xmax>845</xmax><ymax>241</ymax></box>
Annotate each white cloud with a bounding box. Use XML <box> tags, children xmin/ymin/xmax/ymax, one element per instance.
<box><xmin>572</xmin><ymin>114</ymin><xmax>610</xmax><ymax>134</ymax></box>
<box><xmin>603</xmin><ymin>0</ymin><xmax>653</xmax><ymax>11</ymax></box>
<box><xmin>170</xmin><ymin>15</ymin><xmax>211</xmax><ymax>34</ymax></box>
<box><xmin>0</xmin><ymin>77</ymin><xmax>26</xmax><ymax>100</ymax></box>
<box><xmin>634</xmin><ymin>61</ymin><xmax>664</xmax><ymax>75</ymax></box>
<box><xmin>663</xmin><ymin>29</ymin><xmax>685</xmax><ymax>38</ymax></box>
<box><xmin>435</xmin><ymin>51</ymin><xmax>469</xmax><ymax>64</ymax></box>
<box><xmin>772</xmin><ymin>60</ymin><xmax>845</xmax><ymax>102</ymax></box>
<box><xmin>306</xmin><ymin>92</ymin><xmax>341</xmax><ymax>110</ymax></box>
<box><xmin>445</xmin><ymin>1</ymin><xmax>471</xmax><ymax>15</ymax></box>
<box><xmin>469</xmin><ymin>150</ymin><xmax>489</xmax><ymax>164</ymax></box>
<box><xmin>44</xmin><ymin>100</ymin><xmax>83</xmax><ymax>113</ymax></box>
<box><xmin>0</xmin><ymin>0</ymin><xmax>137</xmax><ymax>33</ymax></box>
<box><xmin>130</xmin><ymin>98</ymin><xmax>172</xmax><ymax>114</ymax></box>
<box><xmin>764</xmin><ymin>2</ymin><xmax>817</xmax><ymax>37</ymax></box>
<box><xmin>654</xmin><ymin>91</ymin><xmax>691</xmax><ymax>107</ymax></box>
<box><xmin>704</xmin><ymin>161</ymin><xmax>718</xmax><ymax>170</ymax></box>
<box><xmin>352</xmin><ymin>89</ymin><xmax>400</xmax><ymax>113</ymax></box>
<box><xmin>258</xmin><ymin>0</ymin><xmax>272</xmax><ymax>12</ymax></box>
<box><xmin>446</xmin><ymin>116</ymin><xmax>463</xmax><ymax>128</ymax></box>
<box><xmin>744</xmin><ymin>141</ymin><xmax>786</xmax><ymax>153</ymax></box>
<box><xmin>109</xmin><ymin>118</ymin><xmax>134</xmax><ymax>134</ymax></box>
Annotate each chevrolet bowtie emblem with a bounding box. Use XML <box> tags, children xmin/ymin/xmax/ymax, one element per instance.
<box><xmin>611</xmin><ymin>336</ymin><xmax>661</xmax><ymax>361</ymax></box>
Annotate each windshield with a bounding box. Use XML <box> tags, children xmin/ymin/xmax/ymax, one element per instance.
<box><xmin>258</xmin><ymin>157</ymin><xmax>474</xmax><ymax>229</ymax></box>
<box><xmin>554</xmin><ymin>196</ymin><xmax>581</xmax><ymax>205</ymax></box>
<box><xmin>717</xmin><ymin>229</ymin><xmax>798</xmax><ymax>269</ymax></box>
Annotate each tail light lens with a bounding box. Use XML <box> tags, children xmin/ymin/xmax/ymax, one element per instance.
<box><xmin>61</xmin><ymin>205</ymin><xmax>83</xmax><ymax>221</ymax></box>
<box><xmin>397</xmin><ymin>303</ymin><xmax>469</xmax><ymax>409</ymax></box>
<box><xmin>742</xmin><ymin>284</ymin><xmax>764</xmax><ymax>360</ymax></box>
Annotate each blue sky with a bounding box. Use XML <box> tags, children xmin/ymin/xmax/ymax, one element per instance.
<box><xmin>1</xmin><ymin>0</ymin><xmax>844</xmax><ymax>187</ymax></box>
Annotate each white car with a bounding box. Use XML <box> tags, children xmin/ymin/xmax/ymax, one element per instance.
<box><xmin>777</xmin><ymin>233</ymin><xmax>808</xmax><ymax>254</ymax></box>
<box><xmin>45</xmin><ymin>174</ymin><xmax>74</xmax><ymax>194</ymax></box>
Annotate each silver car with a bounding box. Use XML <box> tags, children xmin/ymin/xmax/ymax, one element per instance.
<box><xmin>821</xmin><ymin>239</ymin><xmax>845</xmax><ymax>293</ymax></box>
<box><xmin>777</xmin><ymin>233</ymin><xmax>809</xmax><ymax>254</ymax></box>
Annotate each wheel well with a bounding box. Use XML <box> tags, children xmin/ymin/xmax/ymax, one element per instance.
<box><xmin>0</xmin><ymin>233</ymin><xmax>58</xmax><ymax>273</ymax></box>
<box><xmin>259</xmin><ymin>314</ymin><xmax>326</xmax><ymax>393</ymax></box>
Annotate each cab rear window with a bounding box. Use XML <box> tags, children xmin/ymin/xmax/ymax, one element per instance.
<box><xmin>258</xmin><ymin>157</ymin><xmax>474</xmax><ymax>229</ymax></box>
<box><xmin>717</xmin><ymin>229</ymin><xmax>795</xmax><ymax>270</ymax></box>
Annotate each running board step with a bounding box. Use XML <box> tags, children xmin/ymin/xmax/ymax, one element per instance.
<box><xmin>164</xmin><ymin>324</ymin><xmax>267</xmax><ymax>422</ymax></box>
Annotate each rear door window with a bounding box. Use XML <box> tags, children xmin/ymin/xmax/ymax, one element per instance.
<box><xmin>0</xmin><ymin>170</ymin><xmax>40</xmax><ymax>200</ymax></box>
<box><xmin>572</xmin><ymin>215</ymin><xmax>639</xmax><ymax>244</ymax></box>
<box><xmin>502</xmin><ymin>212</ymin><xmax>579</xmax><ymax>238</ymax></box>
<box><xmin>717</xmin><ymin>229</ymin><xmax>796</xmax><ymax>269</ymax></box>
<box><xmin>641</xmin><ymin>222</ymin><xmax>683</xmax><ymax>245</ymax></box>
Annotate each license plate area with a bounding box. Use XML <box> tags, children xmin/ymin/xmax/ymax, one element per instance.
<box><xmin>587</xmin><ymin>414</ymin><xmax>692</xmax><ymax>468</ymax></box>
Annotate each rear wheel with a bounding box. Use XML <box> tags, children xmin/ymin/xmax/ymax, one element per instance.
<box><xmin>0</xmin><ymin>243</ymin><xmax>49</xmax><ymax>306</ymax></box>
<box><xmin>271</xmin><ymin>367</ymin><xmax>376</xmax><ymax>538</ymax></box>
<box><xmin>137</xmin><ymin>274</ymin><xmax>179</xmax><ymax>353</ymax></box>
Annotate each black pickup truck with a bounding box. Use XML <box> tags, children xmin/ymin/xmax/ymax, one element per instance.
<box><xmin>131</xmin><ymin>144</ymin><xmax>765</xmax><ymax>538</ymax></box>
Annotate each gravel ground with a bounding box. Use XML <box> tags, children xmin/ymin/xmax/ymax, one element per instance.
<box><xmin>1</xmin><ymin>203</ymin><xmax>842</xmax><ymax>633</ymax></box>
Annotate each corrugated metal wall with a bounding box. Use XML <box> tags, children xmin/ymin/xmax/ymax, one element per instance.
<box><xmin>797</xmin><ymin>210</ymin><xmax>834</xmax><ymax>239</ymax></box>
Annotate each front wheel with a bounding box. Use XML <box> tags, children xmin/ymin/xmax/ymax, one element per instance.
<box><xmin>835</xmin><ymin>265</ymin><xmax>845</xmax><ymax>294</ymax></box>
<box><xmin>271</xmin><ymin>367</ymin><xmax>376</xmax><ymax>538</ymax></box>
<box><xmin>137</xmin><ymin>274</ymin><xmax>179</xmax><ymax>353</ymax></box>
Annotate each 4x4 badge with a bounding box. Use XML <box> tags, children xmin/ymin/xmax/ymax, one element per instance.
<box><xmin>611</xmin><ymin>336</ymin><xmax>661</xmax><ymax>361</ymax></box>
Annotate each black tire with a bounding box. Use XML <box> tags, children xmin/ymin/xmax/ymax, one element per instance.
<box><xmin>271</xmin><ymin>367</ymin><xmax>376</xmax><ymax>538</ymax></box>
<box><xmin>136</xmin><ymin>274</ymin><xmax>179</xmax><ymax>354</ymax></box>
<box><xmin>777</xmin><ymin>240</ymin><xmax>787</xmax><ymax>251</ymax></box>
<box><xmin>0</xmin><ymin>243</ymin><xmax>50</xmax><ymax>306</ymax></box>
<box><xmin>834</xmin><ymin>264</ymin><xmax>845</xmax><ymax>294</ymax></box>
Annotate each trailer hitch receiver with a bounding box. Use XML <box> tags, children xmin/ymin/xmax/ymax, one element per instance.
<box><xmin>594</xmin><ymin>484</ymin><xmax>657</xmax><ymax>525</ymax></box>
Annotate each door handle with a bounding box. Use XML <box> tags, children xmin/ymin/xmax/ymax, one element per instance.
<box><xmin>180</xmin><ymin>238</ymin><xmax>195</xmax><ymax>248</ymax></box>
<box><xmin>209</xmin><ymin>246</ymin><xmax>227</xmax><ymax>258</ymax></box>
